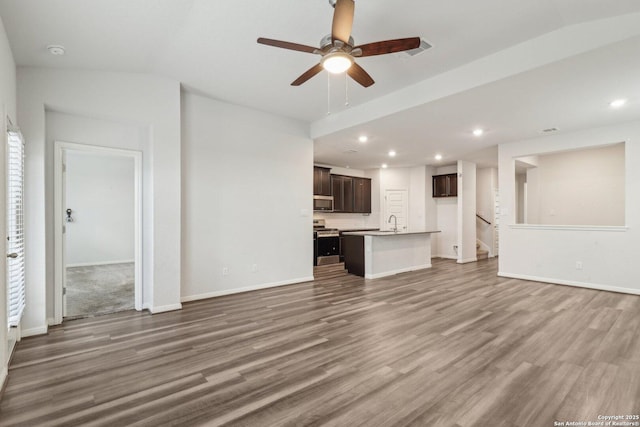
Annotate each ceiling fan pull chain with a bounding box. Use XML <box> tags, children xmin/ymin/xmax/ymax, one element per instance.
<box><xmin>327</xmin><ymin>72</ymin><xmax>331</xmax><ymax>115</ymax></box>
<box><xmin>345</xmin><ymin>73</ymin><xmax>350</xmax><ymax>106</ymax></box>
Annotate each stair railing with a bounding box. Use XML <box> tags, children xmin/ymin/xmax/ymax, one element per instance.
<box><xmin>476</xmin><ymin>213</ymin><xmax>491</xmax><ymax>225</ymax></box>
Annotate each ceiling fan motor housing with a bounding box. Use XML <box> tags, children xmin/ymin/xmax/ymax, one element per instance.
<box><xmin>320</xmin><ymin>34</ymin><xmax>354</xmax><ymax>50</ymax></box>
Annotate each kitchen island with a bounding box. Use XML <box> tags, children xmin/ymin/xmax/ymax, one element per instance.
<box><xmin>341</xmin><ymin>230</ymin><xmax>440</xmax><ymax>279</ymax></box>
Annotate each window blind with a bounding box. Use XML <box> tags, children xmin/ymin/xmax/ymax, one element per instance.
<box><xmin>7</xmin><ymin>129</ymin><xmax>25</xmax><ymax>327</ymax></box>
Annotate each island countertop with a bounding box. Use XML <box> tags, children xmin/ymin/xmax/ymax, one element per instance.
<box><xmin>341</xmin><ymin>231</ymin><xmax>439</xmax><ymax>279</ymax></box>
<box><xmin>342</xmin><ymin>230</ymin><xmax>440</xmax><ymax>237</ymax></box>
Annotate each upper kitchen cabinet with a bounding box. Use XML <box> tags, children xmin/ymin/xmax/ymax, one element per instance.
<box><xmin>432</xmin><ymin>173</ymin><xmax>457</xmax><ymax>197</ymax></box>
<box><xmin>331</xmin><ymin>175</ymin><xmax>354</xmax><ymax>212</ymax></box>
<box><xmin>313</xmin><ymin>166</ymin><xmax>331</xmax><ymax>196</ymax></box>
<box><xmin>353</xmin><ymin>177</ymin><xmax>372</xmax><ymax>213</ymax></box>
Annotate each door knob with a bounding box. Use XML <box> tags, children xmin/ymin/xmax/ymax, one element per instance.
<box><xmin>6</xmin><ymin>253</ymin><xmax>18</xmax><ymax>258</ymax></box>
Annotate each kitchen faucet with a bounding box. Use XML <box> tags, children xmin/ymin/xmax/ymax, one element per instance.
<box><xmin>388</xmin><ymin>214</ymin><xmax>398</xmax><ymax>232</ymax></box>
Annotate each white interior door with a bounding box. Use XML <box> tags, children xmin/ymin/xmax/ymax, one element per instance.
<box><xmin>384</xmin><ymin>190</ymin><xmax>408</xmax><ymax>232</ymax></box>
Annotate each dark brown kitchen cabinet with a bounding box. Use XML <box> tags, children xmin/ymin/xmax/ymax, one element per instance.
<box><xmin>313</xmin><ymin>166</ymin><xmax>331</xmax><ymax>196</ymax></box>
<box><xmin>331</xmin><ymin>175</ymin><xmax>354</xmax><ymax>212</ymax></box>
<box><xmin>432</xmin><ymin>173</ymin><xmax>457</xmax><ymax>197</ymax></box>
<box><xmin>353</xmin><ymin>177</ymin><xmax>371</xmax><ymax>213</ymax></box>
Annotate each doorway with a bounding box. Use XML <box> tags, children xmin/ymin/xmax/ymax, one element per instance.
<box><xmin>54</xmin><ymin>142</ymin><xmax>142</xmax><ymax>323</ymax></box>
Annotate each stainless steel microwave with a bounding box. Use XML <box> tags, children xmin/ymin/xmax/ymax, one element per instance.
<box><xmin>313</xmin><ymin>195</ymin><xmax>334</xmax><ymax>212</ymax></box>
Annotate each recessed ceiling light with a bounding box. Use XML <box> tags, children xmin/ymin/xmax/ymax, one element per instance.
<box><xmin>381</xmin><ymin>164</ymin><xmax>388</xmax><ymax>169</ymax></box>
<box><xmin>47</xmin><ymin>45</ymin><xmax>65</xmax><ymax>55</ymax></box>
<box><xmin>358</xmin><ymin>135</ymin><xmax>368</xmax><ymax>143</ymax></box>
<box><xmin>388</xmin><ymin>150</ymin><xmax>396</xmax><ymax>157</ymax></box>
<box><xmin>434</xmin><ymin>154</ymin><xmax>443</xmax><ymax>161</ymax></box>
<box><xmin>610</xmin><ymin>99</ymin><xmax>627</xmax><ymax>108</ymax></box>
<box><xmin>473</xmin><ymin>128</ymin><xmax>484</xmax><ymax>137</ymax></box>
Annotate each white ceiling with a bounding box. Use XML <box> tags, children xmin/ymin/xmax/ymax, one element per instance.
<box><xmin>1</xmin><ymin>0</ymin><xmax>640</xmax><ymax>169</ymax></box>
<box><xmin>315</xmin><ymin>34</ymin><xmax>640</xmax><ymax>169</ymax></box>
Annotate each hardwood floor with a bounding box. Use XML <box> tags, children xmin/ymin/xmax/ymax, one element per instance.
<box><xmin>2</xmin><ymin>258</ymin><xmax>639</xmax><ymax>426</ymax></box>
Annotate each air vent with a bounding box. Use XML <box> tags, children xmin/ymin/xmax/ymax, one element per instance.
<box><xmin>542</xmin><ymin>127</ymin><xmax>559</xmax><ymax>133</ymax></box>
<box><xmin>404</xmin><ymin>39</ymin><xmax>432</xmax><ymax>57</ymax></box>
<box><xmin>344</xmin><ymin>149</ymin><xmax>358</xmax><ymax>154</ymax></box>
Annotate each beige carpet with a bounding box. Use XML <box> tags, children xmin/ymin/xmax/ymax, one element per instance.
<box><xmin>65</xmin><ymin>262</ymin><xmax>134</xmax><ymax>319</ymax></box>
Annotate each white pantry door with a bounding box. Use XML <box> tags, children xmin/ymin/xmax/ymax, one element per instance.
<box><xmin>384</xmin><ymin>190</ymin><xmax>408</xmax><ymax>232</ymax></box>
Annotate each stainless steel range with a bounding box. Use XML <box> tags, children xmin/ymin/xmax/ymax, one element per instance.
<box><xmin>313</xmin><ymin>219</ymin><xmax>340</xmax><ymax>266</ymax></box>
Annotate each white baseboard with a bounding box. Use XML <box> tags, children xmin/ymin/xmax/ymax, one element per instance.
<box><xmin>436</xmin><ymin>255</ymin><xmax>457</xmax><ymax>260</ymax></box>
<box><xmin>365</xmin><ymin>264</ymin><xmax>431</xmax><ymax>279</ymax></box>
<box><xmin>66</xmin><ymin>259</ymin><xmax>135</xmax><ymax>268</ymax></box>
<box><xmin>21</xmin><ymin>325</ymin><xmax>48</xmax><ymax>337</ymax></box>
<box><xmin>149</xmin><ymin>303</ymin><xmax>182</xmax><ymax>314</ymax></box>
<box><xmin>457</xmin><ymin>257</ymin><xmax>478</xmax><ymax>264</ymax></box>
<box><xmin>47</xmin><ymin>317</ymin><xmax>55</xmax><ymax>326</ymax></box>
<box><xmin>181</xmin><ymin>276</ymin><xmax>314</xmax><ymax>303</ymax></box>
<box><xmin>497</xmin><ymin>272</ymin><xmax>640</xmax><ymax>296</ymax></box>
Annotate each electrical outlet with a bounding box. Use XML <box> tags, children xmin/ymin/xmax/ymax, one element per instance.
<box><xmin>251</xmin><ymin>264</ymin><xmax>258</xmax><ymax>272</ymax></box>
<box><xmin>222</xmin><ymin>267</ymin><xmax>229</xmax><ymax>276</ymax></box>
<box><xmin>575</xmin><ymin>261</ymin><xmax>583</xmax><ymax>270</ymax></box>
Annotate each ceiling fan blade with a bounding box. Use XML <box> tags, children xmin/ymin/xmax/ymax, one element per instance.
<box><xmin>332</xmin><ymin>0</ymin><xmax>354</xmax><ymax>44</ymax></box>
<box><xmin>291</xmin><ymin>63</ymin><xmax>324</xmax><ymax>86</ymax></box>
<box><xmin>348</xmin><ymin>62</ymin><xmax>374</xmax><ymax>88</ymax></box>
<box><xmin>257</xmin><ymin>37</ymin><xmax>319</xmax><ymax>54</ymax></box>
<box><xmin>353</xmin><ymin>37</ymin><xmax>421</xmax><ymax>57</ymax></box>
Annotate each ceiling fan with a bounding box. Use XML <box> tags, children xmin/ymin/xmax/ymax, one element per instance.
<box><xmin>257</xmin><ymin>0</ymin><xmax>421</xmax><ymax>88</ymax></box>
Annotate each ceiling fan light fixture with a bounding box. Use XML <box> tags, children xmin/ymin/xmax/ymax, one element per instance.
<box><xmin>321</xmin><ymin>51</ymin><xmax>353</xmax><ymax>74</ymax></box>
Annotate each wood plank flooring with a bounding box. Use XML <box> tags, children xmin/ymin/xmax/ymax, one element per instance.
<box><xmin>2</xmin><ymin>258</ymin><xmax>639</xmax><ymax>426</ymax></box>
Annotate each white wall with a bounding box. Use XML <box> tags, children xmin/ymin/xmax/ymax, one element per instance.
<box><xmin>525</xmin><ymin>167</ymin><xmax>541</xmax><ymax>223</ymax></box>
<box><xmin>477</xmin><ymin>168</ymin><xmax>497</xmax><ymax>256</ymax></box>
<box><xmin>0</xmin><ymin>17</ymin><xmax>14</xmax><ymax>121</ymax></box>
<box><xmin>378</xmin><ymin>166</ymin><xmax>429</xmax><ymax>232</ymax></box>
<box><xmin>0</xmin><ymin>14</ymin><xmax>16</xmax><ymax>393</ymax></box>
<box><xmin>322</xmin><ymin>165</ymin><xmax>365</xmax><ymax>177</ymax></box>
<box><xmin>435</xmin><ymin>165</ymin><xmax>458</xmax><ymax>258</ymax></box>
<box><xmin>65</xmin><ymin>151</ymin><xmax>134</xmax><ymax>266</ymax></box>
<box><xmin>499</xmin><ymin>121</ymin><xmax>640</xmax><ymax>295</ymax></box>
<box><xmin>457</xmin><ymin>161</ymin><xmax>477</xmax><ymax>263</ymax></box>
<box><xmin>409</xmin><ymin>166</ymin><xmax>427</xmax><ymax>231</ymax></box>
<box><xmin>44</xmin><ymin>111</ymin><xmax>145</xmax><ymax>318</ymax></box>
<box><xmin>180</xmin><ymin>92</ymin><xmax>313</xmax><ymax>301</ymax></box>
<box><xmin>18</xmin><ymin>67</ymin><xmax>182</xmax><ymax>334</ymax></box>
<box><xmin>515</xmin><ymin>172</ymin><xmax>526</xmax><ymax>223</ymax></box>
<box><xmin>524</xmin><ymin>143</ymin><xmax>625</xmax><ymax>226</ymax></box>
